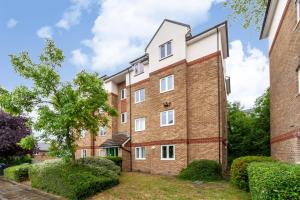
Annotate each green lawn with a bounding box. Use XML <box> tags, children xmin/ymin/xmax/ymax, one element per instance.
<box><xmin>90</xmin><ymin>172</ymin><xmax>250</xmax><ymax>200</ymax></box>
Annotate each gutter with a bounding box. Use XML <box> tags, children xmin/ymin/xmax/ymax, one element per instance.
<box><xmin>127</xmin><ymin>68</ymin><xmax>133</xmax><ymax>171</ymax></box>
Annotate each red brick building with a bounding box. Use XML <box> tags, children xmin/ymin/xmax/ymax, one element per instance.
<box><xmin>76</xmin><ymin>19</ymin><xmax>230</xmax><ymax>175</ymax></box>
<box><xmin>261</xmin><ymin>0</ymin><xmax>300</xmax><ymax>163</ymax></box>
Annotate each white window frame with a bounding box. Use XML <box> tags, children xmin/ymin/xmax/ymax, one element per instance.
<box><xmin>120</xmin><ymin>88</ymin><xmax>127</xmax><ymax>100</ymax></box>
<box><xmin>134</xmin><ymin>63</ymin><xmax>144</xmax><ymax>75</ymax></box>
<box><xmin>135</xmin><ymin>147</ymin><xmax>146</xmax><ymax>160</ymax></box>
<box><xmin>160</xmin><ymin>75</ymin><xmax>174</xmax><ymax>93</ymax></box>
<box><xmin>80</xmin><ymin>130</ymin><xmax>87</xmax><ymax>138</ymax></box>
<box><xmin>135</xmin><ymin>117</ymin><xmax>145</xmax><ymax>132</ymax></box>
<box><xmin>297</xmin><ymin>0</ymin><xmax>300</xmax><ymax>23</ymax></box>
<box><xmin>159</xmin><ymin>40</ymin><xmax>172</xmax><ymax>60</ymax></box>
<box><xmin>135</xmin><ymin>89</ymin><xmax>145</xmax><ymax>103</ymax></box>
<box><xmin>80</xmin><ymin>149</ymin><xmax>87</xmax><ymax>158</ymax></box>
<box><xmin>160</xmin><ymin>110</ymin><xmax>175</xmax><ymax>127</ymax></box>
<box><xmin>161</xmin><ymin>145</ymin><xmax>175</xmax><ymax>160</ymax></box>
<box><xmin>298</xmin><ymin>68</ymin><xmax>300</xmax><ymax>94</ymax></box>
<box><xmin>121</xmin><ymin>112</ymin><xmax>127</xmax><ymax>123</ymax></box>
<box><xmin>99</xmin><ymin>126</ymin><xmax>106</xmax><ymax>136</ymax></box>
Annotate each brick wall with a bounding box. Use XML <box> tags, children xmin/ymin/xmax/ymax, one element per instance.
<box><xmin>269</xmin><ymin>0</ymin><xmax>300</xmax><ymax>163</ymax></box>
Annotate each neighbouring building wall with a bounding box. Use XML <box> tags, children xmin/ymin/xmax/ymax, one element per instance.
<box><xmin>269</xmin><ymin>0</ymin><xmax>300</xmax><ymax>163</ymax></box>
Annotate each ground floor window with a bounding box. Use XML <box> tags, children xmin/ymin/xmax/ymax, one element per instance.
<box><xmin>80</xmin><ymin>149</ymin><xmax>87</xmax><ymax>158</ymax></box>
<box><xmin>135</xmin><ymin>147</ymin><xmax>146</xmax><ymax>160</ymax></box>
<box><xmin>106</xmin><ymin>147</ymin><xmax>118</xmax><ymax>157</ymax></box>
<box><xmin>161</xmin><ymin>145</ymin><xmax>175</xmax><ymax>160</ymax></box>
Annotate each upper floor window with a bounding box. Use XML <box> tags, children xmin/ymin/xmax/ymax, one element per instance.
<box><xmin>298</xmin><ymin>67</ymin><xmax>300</xmax><ymax>93</ymax></box>
<box><xmin>160</xmin><ymin>110</ymin><xmax>175</xmax><ymax>127</ymax></box>
<box><xmin>135</xmin><ymin>117</ymin><xmax>145</xmax><ymax>132</ymax></box>
<box><xmin>120</xmin><ymin>88</ymin><xmax>126</xmax><ymax>100</ymax></box>
<box><xmin>121</xmin><ymin>112</ymin><xmax>127</xmax><ymax>123</ymax></box>
<box><xmin>80</xmin><ymin>130</ymin><xmax>87</xmax><ymax>138</ymax></box>
<box><xmin>99</xmin><ymin>127</ymin><xmax>106</xmax><ymax>136</ymax></box>
<box><xmin>134</xmin><ymin>63</ymin><xmax>144</xmax><ymax>75</ymax></box>
<box><xmin>80</xmin><ymin>149</ymin><xmax>87</xmax><ymax>158</ymax></box>
<box><xmin>135</xmin><ymin>147</ymin><xmax>146</xmax><ymax>160</ymax></box>
<box><xmin>135</xmin><ymin>89</ymin><xmax>145</xmax><ymax>103</ymax></box>
<box><xmin>160</xmin><ymin>75</ymin><xmax>174</xmax><ymax>93</ymax></box>
<box><xmin>297</xmin><ymin>0</ymin><xmax>300</xmax><ymax>23</ymax></box>
<box><xmin>161</xmin><ymin>145</ymin><xmax>175</xmax><ymax>160</ymax></box>
<box><xmin>160</xmin><ymin>41</ymin><xmax>172</xmax><ymax>60</ymax></box>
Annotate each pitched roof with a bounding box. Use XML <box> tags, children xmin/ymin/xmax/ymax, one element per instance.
<box><xmin>100</xmin><ymin>133</ymin><xmax>130</xmax><ymax>148</ymax></box>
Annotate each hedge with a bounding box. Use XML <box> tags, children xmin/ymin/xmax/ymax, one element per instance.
<box><xmin>75</xmin><ymin>157</ymin><xmax>120</xmax><ymax>174</ymax></box>
<box><xmin>178</xmin><ymin>160</ymin><xmax>221</xmax><ymax>181</ymax></box>
<box><xmin>3</xmin><ymin>163</ymin><xmax>31</xmax><ymax>182</ymax></box>
<box><xmin>230</xmin><ymin>156</ymin><xmax>274</xmax><ymax>191</ymax></box>
<box><xmin>29</xmin><ymin>159</ymin><xmax>119</xmax><ymax>200</ymax></box>
<box><xmin>105</xmin><ymin>156</ymin><xmax>122</xmax><ymax>168</ymax></box>
<box><xmin>248</xmin><ymin>162</ymin><xmax>300</xmax><ymax>200</ymax></box>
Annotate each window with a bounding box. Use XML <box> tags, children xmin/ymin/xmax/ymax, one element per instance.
<box><xmin>99</xmin><ymin>127</ymin><xmax>106</xmax><ymax>136</ymax></box>
<box><xmin>135</xmin><ymin>89</ymin><xmax>145</xmax><ymax>103</ymax></box>
<box><xmin>106</xmin><ymin>147</ymin><xmax>118</xmax><ymax>157</ymax></box>
<box><xmin>121</xmin><ymin>112</ymin><xmax>127</xmax><ymax>123</ymax></box>
<box><xmin>80</xmin><ymin>149</ymin><xmax>87</xmax><ymax>158</ymax></box>
<box><xmin>297</xmin><ymin>0</ymin><xmax>300</xmax><ymax>23</ymax></box>
<box><xmin>160</xmin><ymin>75</ymin><xmax>174</xmax><ymax>93</ymax></box>
<box><xmin>298</xmin><ymin>68</ymin><xmax>300</xmax><ymax>93</ymax></box>
<box><xmin>120</xmin><ymin>88</ymin><xmax>126</xmax><ymax>100</ymax></box>
<box><xmin>161</xmin><ymin>145</ymin><xmax>175</xmax><ymax>160</ymax></box>
<box><xmin>135</xmin><ymin>147</ymin><xmax>146</xmax><ymax>160</ymax></box>
<box><xmin>135</xmin><ymin>118</ymin><xmax>145</xmax><ymax>131</ymax></box>
<box><xmin>160</xmin><ymin>110</ymin><xmax>175</xmax><ymax>126</ymax></box>
<box><xmin>160</xmin><ymin>41</ymin><xmax>172</xmax><ymax>59</ymax></box>
<box><xmin>134</xmin><ymin>63</ymin><xmax>144</xmax><ymax>75</ymax></box>
<box><xmin>80</xmin><ymin>130</ymin><xmax>87</xmax><ymax>138</ymax></box>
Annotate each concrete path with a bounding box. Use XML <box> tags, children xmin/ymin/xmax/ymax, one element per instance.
<box><xmin>0</xmin><ymin>177</ymin><xmax>62</xmax><ymax>200</ymax></box>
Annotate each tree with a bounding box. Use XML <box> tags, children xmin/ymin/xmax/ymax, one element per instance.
<box><xmin>228</xmin><ymin>89</ymin><xmax>270</xmax><ymax>163</ymax></box>
<box><xmin>224</xmin><ymin>0</ymin><xmax>268</xmax><ymax>30</ymax></box>
<box><xmin>0</xmin><ymin>111</ymin><xmax>33</xmax><ymax>158</ymax></box>
<box><xmin>0</xmin><ymin>40</ymin><xmax>117</xmax><ymax>161</ymax></box>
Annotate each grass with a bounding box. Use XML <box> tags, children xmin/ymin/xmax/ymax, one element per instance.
<box><xmin>90</xmin><ymin>172</ymin><xmax>250</xmax><ymax>200</ymax></box>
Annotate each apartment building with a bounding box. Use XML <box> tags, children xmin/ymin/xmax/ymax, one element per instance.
<box><xmin>76</xmin><ymin>19</ymin><xmax>230</xmax><ymax>175</ymax></box>
<box><xmin>260</xmin><ymin>0</ymin><xmax>300</xmax><ymax>163</ymax></box>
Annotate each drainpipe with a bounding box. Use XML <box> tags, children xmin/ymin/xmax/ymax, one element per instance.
<box><xmin>217</xmin><ymin>27</ymin><xmax>222</xmax><ymax>168</ymax></box>
<box><xmin>127</xmin><ymin>68</ymin><xmax>133</xmax><ymax>171</ymax></box>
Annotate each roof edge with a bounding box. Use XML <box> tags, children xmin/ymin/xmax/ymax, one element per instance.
<box><xmin>260</xmin><ymin>0</ymin><xmax>273</xmax><ymax>39</ymax></box>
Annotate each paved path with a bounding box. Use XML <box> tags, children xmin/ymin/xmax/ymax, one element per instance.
<box><xmin>0</xmin><ymin>177</ymin><xmax>61</xmax><ymax>200</ymax></box>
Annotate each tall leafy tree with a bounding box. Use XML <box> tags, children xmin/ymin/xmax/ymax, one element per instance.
<box><xmin>0</xmin><ymin>111</ymin><xmax>33</xmax><ymax>158</ymax></box>
<box><xmin>0</xmin><ymin>40</ymin><xmax>117</xmax><ymax>161</ymax></box>
<box><xmin>224</xmin><ymin>0</ymin><xmax>268</xmax><ymax>30</ymax></box>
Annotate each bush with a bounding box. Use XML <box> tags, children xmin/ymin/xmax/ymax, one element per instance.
<box><xmin>248</xmin><ymin>162</ymin><xmax>300</xmax><ymax>200</ymax></box>
<box><xmin>3</xmin><ymin>163</ymin><xmax>31</xmax><ymax>182</ymax></box>
<box><xmin>0</xmin><ymin>155</ymin><xmax>32</xmax><ymax>166</ymax></box>
<box><xmin>230</xmin><ymin>156</ymin><xmax>274</xmax><ymax>191</ymax></box>
<box><xmin>29</xmin><ymin>159</ymin><xmax>119</xmax><ymax>200</ymax></box>
<box><xmin>105</xmin><ymin>156</ymin><xmax>122</xmax><ymax>168</ymax></box>
<box><xmin>75</xmin><ymin>157</ymin><xmax>120</xmax><ymax>174</ymax></box>
<box><xmin>178</xmin><ymin>160</ymin><xmax>221</xmax><ymax>181</ymax></box>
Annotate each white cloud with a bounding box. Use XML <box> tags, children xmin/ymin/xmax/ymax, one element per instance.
<box><xmin>36</xmin><ymin>26</ymin><xmax>53</xmax><ymax>39</ymax></box>
<box><xmin>79</xmin><ymin>0</ymin><xmax>220</xmax><ymax>72</ymax></box>
<box><xmin>226</xmin><ymin>40</ymin><xmax>269</xmax><ymax>108</ymax></box>
<box><xmin>7</xmin><ymin>18</ymin><xmax>18</xmax><ymax>28</ymax></box>
<box><xmin>56</xmin><ymin>0</ymin><xmax>94</xmax><ymax>30</ymax></box>
<box><xmin>70</xmin><ymin>48</ymin><xmax>89</xmax><ymax>68</ymax></box>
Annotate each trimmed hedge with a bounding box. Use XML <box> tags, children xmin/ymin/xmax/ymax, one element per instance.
<box><xmin>75</xmin><ymin>157</ymin><xmax>120</xmax><ymax>174</ymax></box>
<box><xmin>230</xmin><ymin>156</ymin><xmax>274</xmax><ymax>191</ymax></box>
<box><xmin>29</xmin><ymin>159</ymin><xmax>119</xmax><ymax>200</ymax></box>
<box><xmin>178</xmin><ymin>160</ymin><xmax>221</xmax><ymax>181</ymax></box>
<box><xmin>3</xmin><ymin>163</ymin><xmax>31</xmax><ymax>182</ymax></box>
<box><xmin>105</xmin><ymin>156</ymin><xmax>122</xmax><ymax>168</ymax></box>
<box><xmin>248</xmin><ymin>162</ymin><xmax>300</xmax><ymax>200</ymax></box>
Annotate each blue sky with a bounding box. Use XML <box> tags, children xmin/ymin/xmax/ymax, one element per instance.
<box><xmin>0</xmin><ymin>0</ymin><xmax>269</xmax><ymax>108</ymax></box>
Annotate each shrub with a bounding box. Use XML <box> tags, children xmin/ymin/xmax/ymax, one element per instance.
<box><xmin>0</xmin><ymin>155</ymin><xmax>32</xmax><ymax>166</ymax></box>
<box><xmin>230</xmin><ymin>156</ymin><xmax>274</xmax><ymax>191</ymax></box>
<box><xmin>29</xmin><ymin>159</ymin><xmax>119</xmax><ymax>200</ymax></box>
<box><xmin>3</xmin><ymin>163</ymin><xmax>31</xmax><ymax>182</ymax></box>
<box><xmin>248</xmin><ymin>162</ymin><xmax>300</xmax><ymax>200</ymax></box>
<box><xmin>178</xmin><ymin>160</ymin><xmax>221</xmax><ymax>181</ymax></box>
<box><xmin>75</xmin><ymin>157</ymin><xmax>120</xmax><ymax>174</ymax></box>
<box><xmin>105</xmin><ymin>156</ymin><xmax>122</xmax><ymax>168</ymax></box>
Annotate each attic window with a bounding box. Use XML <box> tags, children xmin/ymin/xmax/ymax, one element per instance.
<box><xmin>134</xmin><ymin>63</ymin><xmax>144</xmax><ymax>75</ymax></box>
<box><xmin>160</xmin><ymin>41</ymin><xmax>172</xmax><ymax>60</ymax></box>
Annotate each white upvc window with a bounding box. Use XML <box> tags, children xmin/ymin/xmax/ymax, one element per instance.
<box><xmin>80</xmin><ymin>149</ymin><xmax>87</xmax><ymax>158</ymax></box>
<box><xmin>298</xmin><ymin>68</ymin><xmax>300</xmax><ymax>93</ymax></box>
<box><xmin>80</xmin><ymin>130</ymin><xmax>87</xmax><ymax>138</ymax></box>
<box><xmin>134</xmin><ymin>63</ymin><xmax>144</xmax><ymax>75</ymax></box>
<box><xmin>160</xmin><ymin>110</ymin><xmax>175</xmax><ymax>127</ymax></box>
<box><xmin>99</xmin><ymin>126</ymin><xmax>106</xmax><ymax>136</ymax></box>
<box><xmin>159</xmin><ymin>40</ymin><xmax>172</xmax><ymax>59</ymax></box>
<box><xmin>135</xmin><ymin>89</ymin><xmax>145</xmax><ymax>103</ymax></box>
<box><xmin>160</xmin><ymin>75</ymin><xmax>174</xmax><ymax>93</ymax></box>
<box><xmin>135</xmin><ymin>147</ymin><xmax>146</xmax><ymax>160</ymax></box>
<box><xmin>297</xmin><ymin>0</ymin><xmax>300</xmax><ymax>23</ymax></box>
<box><xmin>121</xmin><ymin>112</ymin><xmax>127</xmax><ymax>123</ymax></box>
<box><xmin>161</xmin><ymin>145</ymin><xmax>175</xmax><ymax>160</ymax></box>
<box><xmin>135</xmin><ymin>117</ymin><xmax>145</xmax><ymax>132</ymax></box>
<box><xmin>120</xmin><ymin>88</ymin><xmax>127</xmax><ymax>100</ymax></box>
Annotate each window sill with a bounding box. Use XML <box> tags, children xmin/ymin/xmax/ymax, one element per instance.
<box><xmin>160</xmin><ymin>88</ymin><xmax>174</xmax><ymax>94</ymax></box>
<box><xmin>160</xmin><ymin>124</ymin><xmax>174</xmax><ymax>127</ymax></box>
<box><xmin>134</xmin><ymin>72</ymin><xmax>144</xmax><ymax>77</ymax></box>
<box><xmin>161</xmin><ymin>158</ymin><xmax>175</xmax><ymax>161</ymax></box>
<box><xmin>135</xmin><ymin>130</ymin><xmax>145</xmax><ymax>132</ymax></box>
<box><xmin>135</xmin><ymin>100</ymin><xmax>145</xmax><ymax>104</ymax></box>
<box><xmin>135</xmin><ymin>158</ymin><xmax>146</xmax><ymax>160</ymax></box>
<box><xmin>159</xmin><ymin>54</ymin><xmax>173</xmax><ymax>62</ymax></box>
